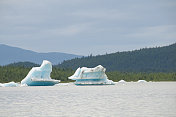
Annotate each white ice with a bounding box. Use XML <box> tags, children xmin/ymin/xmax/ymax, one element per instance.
<box><xmin>21</xmin><ymin>60</ymin><xmax>59</xmax><ymax>86</ymax></box>
<box><xmin>118</xmin><ymin>80</ymin><xmax>126</xmax><ymax>83</ymax></box>
<box><xmin>0</xmin><ymin>60</ymin><xmax>59</xmax><ymax>87</ymax></box>
<box><xmin>0</xmin><ymin>82</ymin><xmax>19</xmax><ymax>87</ymax></box>
<box><xmin>69</xmin><ymin>65</ymin><xmax>114</xmax><ymax>85</ymax></box>
<box><xmin>137</xmin><ymin>80</ymin><xmax>147</xmax><ymax>83</ymax></box>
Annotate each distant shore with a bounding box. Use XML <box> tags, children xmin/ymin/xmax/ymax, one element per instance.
<box><xmin>0</xmin><ymin>66</ymin><xmax>175</xmax><ymax>83</ymax></box>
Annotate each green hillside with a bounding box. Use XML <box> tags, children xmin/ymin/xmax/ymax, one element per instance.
<box><xmin>0</xmin><ymin>65</ymin><xmax>175</xmax><ymax>83</ymax></box>
<box><xmin>58</xmin><ymin>43</ymin><xmax>176</xmax><ymax>72</ymax></box>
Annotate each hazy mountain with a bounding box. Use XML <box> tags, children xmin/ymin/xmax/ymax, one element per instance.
<box><xmin>0</xmin><ymin>44</ymin><xmax>81</xmax><ymax>65</ymax></box>
<box><xmin>58</xmin><ymin>43</ymin><xmax>176</xmax><ymax>72</ymax></box>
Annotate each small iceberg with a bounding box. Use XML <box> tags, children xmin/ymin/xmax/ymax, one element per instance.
<box><xmin>118</xmin><ymin>80</ymin><xmax>126</xmax><ymax>83</ymax></box>
<box><xmin>21</xmin><ymin>60</ymin><xmax>60</xmax><ymax>86</ymax></box>
<box><xmin>69</xmin><ymin>65</ymin><xmax>114</xmax><ymax>85</ymax></box>
<box><xmin>137</xmin><ymin>80</ymin><xmax>147</xmax><ymax>83</ymax></box>
<box><xmin>0</xmin><ymin>82</ymin><xmax>19</xmax><ymax>87</ymax></box>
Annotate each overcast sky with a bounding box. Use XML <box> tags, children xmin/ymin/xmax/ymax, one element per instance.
<box><xmin>0</xmin><ymin>0</ymin><xmax>176</xmax><ymax>55</ymax></box>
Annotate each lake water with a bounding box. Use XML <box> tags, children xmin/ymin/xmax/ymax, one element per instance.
<box><xmin>0</xmin><ymin>82</ymin><xmax>176</xmax><ymax>117</ymax></box>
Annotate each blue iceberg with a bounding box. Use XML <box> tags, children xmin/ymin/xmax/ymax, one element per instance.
<box><xmin>69</xmin><ymin>65</ymin><xmax>114</xmax><ymax>85</ymax></box>
<box><xmin>21</xmin><ymin>60</ymin><xmax>60</xmax><ymax>86</ymax></box>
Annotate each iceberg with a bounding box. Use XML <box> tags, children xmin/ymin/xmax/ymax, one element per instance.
<box><xmin>69</xmin><ymin>65</ymin><xmax>114</xmax><ymax>85</ymax></box>
<box><xmin>21</xmin><ymin>60</ymin><xmax>60</xmax><ymax>86</ymax></box>
<box><xmin>0</xmin><ymin>82</ymin><xmax>19</xmax><ymax>87</ymax></box>
<box><xmin>137</xmin><ymin>80</ymin><xmax>147</xmax><ymax>83</ymax></box>
<box><xmin>118</xmin><ymin>80</ymin><xmax>126</xmax><ymax>83</ymax></box>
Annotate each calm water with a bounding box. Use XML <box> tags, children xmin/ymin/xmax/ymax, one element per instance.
<box><xmin>0</xmin><ymin>82</ymin><xmax>176</xmax><ymax>117</ymax></box>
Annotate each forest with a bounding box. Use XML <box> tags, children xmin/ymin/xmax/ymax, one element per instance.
<box><xmin>58</xmin><ymin>43</ymin><xmax>176</xmax><ymax>72</ymax></box>
<box><xmin>0</xmin><ymin>65</ymin><xmax>175</xmax><ymax>83</ymax></box>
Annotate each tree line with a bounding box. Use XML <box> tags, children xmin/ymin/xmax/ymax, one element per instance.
<box><xmin>58</xmin><ymin>43</ymin><xmax>176</xmax><ymax>72</ymax></box>
<box><xmin>0</xmin><ymin>65</ymin><xmax>175</xmax><ymax>83</ymax></box>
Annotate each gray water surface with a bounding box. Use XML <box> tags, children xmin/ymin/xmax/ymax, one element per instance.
<box><xmin>0</xmin><ymin>82</ymin><xmax>176</xmax><ymax>117</ymax></box>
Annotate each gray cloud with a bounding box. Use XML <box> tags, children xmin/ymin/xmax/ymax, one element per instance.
<box><xmin>0</xmin><ymin>0</ymin><xmax>175</xmax><ymax>55</ymax></box>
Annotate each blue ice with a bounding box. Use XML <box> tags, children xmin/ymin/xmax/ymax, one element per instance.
<box><xmin>21</xmin><ymin>60</ymin><xmax>60</xmax><ymax>86</ymax></box>
<box><xmin>69</xmin><ymin>65</ymin><xmax>114</xmax><ymax>85</ymax></box>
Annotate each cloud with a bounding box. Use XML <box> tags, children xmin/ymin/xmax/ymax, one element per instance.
<box><xmin>71</xmin><ymin>9</ymin><xmax>136</xmax><ymax>21</ymax></box>
<box><xmin>40</xmin><ymin>23</ymin><xmax>93</xmax><ymax>36</ymax></box>
<box><xmin>0</xmin><ymin>0</ymin><xmax>175</xmax><ymax>55</ymax></box>
<box><xmin>126</xmin><ymin>25</ymin><xmax>176</xmax><ymax>40</ymax></box>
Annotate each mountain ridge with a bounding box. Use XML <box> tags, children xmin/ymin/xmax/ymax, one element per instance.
<box><xmin>57</xmin><ymin>43</ymin><xmax>176</xmax><ymax>72</ymax></box>
<box><xmin>0</xmin><ymin>44</ymin><xmax>81</xmax><ymax>65</ymax></box>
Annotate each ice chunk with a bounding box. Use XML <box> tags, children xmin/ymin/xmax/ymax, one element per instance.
<box><xmin>137</xmin><ymin>80</ymin><xmax>147</xmax><ymax>83</ymax></box>
<box><xmin>69</xmin><ymin>65</ymin><xmax>114</xmax><ymax>85</ymax></box>
<box><xmin>0</xmin><ymin>82</ymin><xmax>19</xmax><ymax>87</ymax></box>
<box><xmin>21</xmin><ymin>60</ymin><xmax>60</xmax><ymax>86</ymax></box>
<box><xmin>118</xmin><ymin>80</ymin><xmax>126</xmax><ymax>83</ymax></box>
